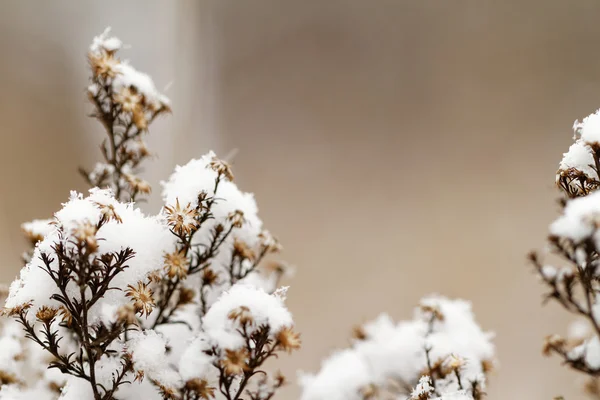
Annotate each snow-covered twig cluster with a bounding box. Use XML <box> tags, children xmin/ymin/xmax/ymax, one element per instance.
<box><xmin>0</xmin><ymin>29</ymin><xmax>299</xmax><ymax>400</ymax></box>
<box><xmin>299</xmin><ymin>297</ymin><xmax>495</xmax><ymax>400</ymax></box>
<box><xmin>532</xmin><ymin>108</ymin><xmax>600</xmax><ymax>398</ymax></box>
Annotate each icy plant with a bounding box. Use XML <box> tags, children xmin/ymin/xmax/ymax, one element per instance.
<box><xmin>531</xmin><ymin>108</ymin><xmax>600</xmax><ymax>398</ymax></box>
<box><xmin>299</xmin><ymin>296</ymin><xmax>495</xmax><ymax>400</ymax></box>
<box><xmin>0</xmin><ymin>29</ymin><xmax>299</xmax><ymax>400</ymax></box>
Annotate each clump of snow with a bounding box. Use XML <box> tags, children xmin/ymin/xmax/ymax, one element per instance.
<box><xmin>202</xmin><ymin>283</ymin><xmax>293</xmax><ymax>350</ymax></box>
<box><xmin>299</xmin><ymin>296</ymin><xmax>494</xmax><ymax>400</ymax></box>
<box><xmin>558</xmin><ymin>140</ymin><xmax>597</xmax><ymax>178</ymax></box>
<box><xmin>549</xmin><ymin>190</ymin><xmax>600</xmax><ymax>244</ymax></box>
<box><xmin>575</xmin><ymin>110</ymin><xmax>600</xmax><ymax>145</ymax></box>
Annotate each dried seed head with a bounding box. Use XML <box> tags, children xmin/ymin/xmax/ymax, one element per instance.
<box><xmin>116</xmin><ymin>304</ymin><xmax>138</xmax><ymax>325</ymax></box>
<box><xmin>276</xmin><ymin>327</ymin><xmax>301</xmax><ymax>353</ymax></box>
<box><xmin>164</xmin><ymin>249</ymin><xmax>189</xmax><ymax>279</ymax></box>
<box><xmin>543</xmin><ymin>334</ymin><xmax>567</xmax><ymax>356</ymax></box>
<box><xmin>352</xmin><ymin>325</ymin><xmax>367</xmax><ymax>341</ymax></box>
<box><xmin>113</xmin><ymin>86</ymin><xmax>142</xmax><ymax>114</ymax></box>
<box><xmin>228</xmin><ymin>306</ymin><xmax>254</xmax><ymax>325</ymax></box>
<box><xmin>184</xmin><ymin>378</ymin><xmax>216</xmax><ymax>399</ymax></box>
<box><xmin>228</xmin><ymin>210</ymin><xmax>245</xmax><ymax>228</ymax></box>
<box><xmin>89</xmin><ymin>52</ymin><xmax>120</xmax><ymax>79</ymax></box>
<box><xmin>419</xmin><ymin>303</ymin><xmax>445</xmax><ymax>322</ymax></box>
<box><xmin>73</xmin><ymin>221</ymin><xmax>98</xmax><ymax>252</ymax></box>
<box><xmin>360</xmin><ymin>383</ymin><xmax>379</xmax><ymax>399</ymax></box>
<box><xmin>233</xmin><ymin>240</ymin><xmax>255</xmax><ymax>261</ymax></box>
<box><xmin>164</xmin><ymin>199</ymin><xmax>199</xmax><ymax>236</ymax></box>
<box><xmin>178</xmin><ymin>287</ymin><xmax>196</xmax><ymax>305</ymax></box>
<box><xmin>221</xmin><ymin>348</ymin><xmax>249</xmax><ymax>376</ymax></box>
<box><xmin>35</xmin><ymin>306</ymin><xmax>58</xmax><ymax>324</ymax></box>
<box><xmin>259</xmin><ymin>230</ymin><xmax>283</xmax><ymax>253</ymax></box>
<box><xmin>209</xmin><ymin>157</ymin><xmax>234</xmax><ymax>181</ymax></box>
<box><xmin>94</xmin><ymin>201</ymin><xmax>123</xmax><ymax>223</ymax></box>
<box><xmin>124</xmin><ymin>174</ymin><xmax>152</xmax><ymax>195</ymax></box>
<box><xmin>201</xmin><ymin>268</ymin><xmax>219</xmax><ymax>286</ymax></box>
<box><xmin>125</xmin><ymin>282</ymin><xmax>155</xmax><ymax>317</ymax></box>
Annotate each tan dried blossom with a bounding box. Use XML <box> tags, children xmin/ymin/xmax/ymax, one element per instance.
<box><xmin>116</xmin><ymin>304</ymin><xmax>138</xmax><ymax>325</ymax></box>
<box><xmin>73</xmin><ymin>221</ymin><xmax>98</xmax><ymax>252</ymax></box>
<box><xmin>113</xmin><ymin>86</ymin><xmax>142</xmax><ymax>114</ymax></box>
<box><xmin>147</xmin><ymin>269</ymin><xmax>163</xmax><ymax>283</ymax></box>
<box><xmin>221</xmin><ymin>348</ymin><xmax>249</xmax><ymax>376</ymax></box>
<box><xmin>259</xmin><ymin>230</ymin><xmax>283</xmax><ymax>253</ymax></box>
<box><xmin>543</xmin><ymin>334</ymin><xmax>567</xmax><ymax>356</ymax></box>
<box><xmin>184</xmin><ymin>378</ymin><xmax>216</xmax><ymax>399</ymax></box>
<box><xmin>352</xmin><ymin>325</ymin><xmax>368</xmax><ymax>341</ymax></box>
<box><xmin>276</xmin><ymin>327</ymin><xmax>301</xmax><ymax>353</ymax></box>
<box><xmin>419</xmin><ymin>303</ymin><xmax>445</xmax><ymax>322</ymax></box>
<box><xmin>125</xmin><ymin>282</ymin><xmax>155</xmax><ymax>317</ymax></box>
<box><xmin>273</xmin><ymin>370</ymin><xmax>287</xmax><ymax>387</ymax></box>
<box><xmin>164</xmin><ymin>199</ymin><xmax>198</xmax><ymax>236</ymax></box>
<box><xmin>124</xmin><ymin>174</ymin><xmax>152</xmax><ymax>195</ymax></box>
<box><xmin>178</xmin><ymin>287</ymin><xmax>196</xmax><ymax>305</ymax></box>
<box><xmin>132</xmin><ymin>108</ymin><xmax>148</xmax><ymax>130</ymax></box>
<box><xmin>22</xmin><ymin>228</ymin><xmax>44</xmax><ymax>246</ymax></box>
<box><xmin>360</xmin><ymin>383</ymin><xmax>379</xmax><ymax>399</ymax></box>
<box><xmin>89</xmin><ymin>52</ymin><xmax>120</xmax><ymax>79</ymax></box>
<box><xmin>155</xmin><ymin>382</ymin><xmax>179</xmax><ymax>400</ymax></box>
<box><xmin>0</xmin><ymin>370</ymin><xmax>19</xmax><ymax>386</ymax></box>
<box><xmin>228</xmin><ymin>210</ymin><xmax>245</xmax><ymax>228</ymax></box>
<box><xmin>443</xmin><ymin>354</ymin><xmax>466</xmax><ymax>373</ymax></box>
<box><xmin>209</xmin><ymin>157</ymin><xmax>234</xmax><ymax>181</ymax></box>
<box><xmin>35</xmin><ymin>306</ymin><xmax>58</xmax><ymax>324</ymax></box>
<box><xmin>164</xmin><ymin>249</ymin><xmax>189</xmax><ymax>279</ymax></box>
<box><xmin>233</xmin><ymin>240</ymin><xmax>255</xmax><ymax>261</ymax></box>
<box><xmin>227</xmin><ymin>306</ymin><xmax>254</xmax><ymax>325</ymax></box>
<box><xmin>201</xmin><ymin>268</ymin><xmax>219</xmax><ymax>286</ymax></box>
<box><xmin>94</xmin><ymin>201</ymin><xmax>123</xmax><ymax>223</ymax></box>
<box><xmin>58</xmin><ymin>306</ymin><xmax>73</xmax><ymax>327</ymax></box>
<box><xmin>481</xmin><ymin>358</ymin><xmax>494</xmax><ymax>373</ymax></box>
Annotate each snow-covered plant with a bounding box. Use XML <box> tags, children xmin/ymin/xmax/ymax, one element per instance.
<box><xmin>531</xmin><ymin>108</ymin><xmax>600</xmax><ymax>398</ymax></box>
<box><xmin>0</xmin><ymin>29</ymin><xmax>299</xmax><ymax>400</ymax></box>
<box><xmin>299</xmin><ymin>296</ymin><xmax>495</xmax><ymax>400</ymax></box>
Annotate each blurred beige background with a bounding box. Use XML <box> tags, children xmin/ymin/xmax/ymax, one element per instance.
<box><xmin>1</xmin><ymin>0</ymin><xmax>599</xmax><ymax>398</ymax></box>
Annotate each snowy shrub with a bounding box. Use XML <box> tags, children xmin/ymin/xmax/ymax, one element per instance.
<box><xmin>0</xmin><ymin>29</ymin><xmax>299</xmax><ymax>400</ymax></box>
<box><xmin>299</xmin><ymin>297</ymin><xmax>494</xmax><ymax>400</ymax></box>
<box><xmin>531</xmin><ymin>107</ymin><xmax>600</xmax><ymax>397</ymax></box>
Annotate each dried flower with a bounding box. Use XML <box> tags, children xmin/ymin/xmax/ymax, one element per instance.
<box><xmin>124</xmin><ymin>174</ymin><xmax>152</xmax><ymax>195</ymax></box>
<box><xmin>276</xmin><ymin>327</ymin><xmax>301</xmax><ymax>353</ymax></box>
<box><xmin>164</xmin><ymin>199</ymin><xmax>198</xmax><ymax>236</ymax></box>
<box><xmin>201</xmin><ymin>268</ymin><xmax>219</xmax><ymax>286</ymax></box>
<box><xmin>35</xmin><ymin>306</ymin><xmax>58</xmax><ymax>324</ymax></box>
<box><xmin>73</xmin><ymin>221</ymin><xmax>98</xmax><ymax>252</ymax></box>
<box><xmin>259</xmin><ymin>230</ymin><xmax>282</xmax><ymax>253</ymax></box>
<box><xmin>227</xmin><ymin>306</ymin><xmax>254</xmax><ymax>325</ymax></box>
<box><xmin>116</xmin><ymin>304</ymin><xmax>138</xmax><ymax>325</ymax></box>
<box><xmin>178</xmin><ymin>287</ymin><xmax>195</xmax><ymax>305</ymax></box>
<box><xmin>184</xmin><ymin>378</ymin><xmax>216</xmax><ymax>399</ymax></box>
<box><xmin>208</xmin><ymin>157</ymin><xmax>234</xmax><ymax>181</ymax></box>
<box><xmin>94</xmin><ymin>201</ymin><xmax>123</xmax><ymax>223</ymax></box>
<box><xmin>228</xmin><ymin>210</ymin><xmax>245</xmax><ymax>228</ymax></box>
<box><xmin>221</xmin><ymin>348</ymin><xmax>249</xmax><ymax>376</ymax></box>
<box><xmin>164</xmin><ymin>249</ymin><xmax>189</xmax><ymax>279</ymax></box>
<box><xmin>125</xmin><ymin>282</ymin><xmax>155</xmax><ymax>317</ymax></box>
<box><xmin>233</xmin><ymin>239</ymin><xmax>255</xmax><ymax>261</ymax></box>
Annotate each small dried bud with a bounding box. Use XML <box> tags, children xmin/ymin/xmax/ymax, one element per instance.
<box><xmin>165</xmin><ymin>199</ymin><xmax>199</xmax><ymax>236</ymax></box>
<box><xmin>35</xmin><ymin>306</ymin><xmax>58</xmax><ymax>323</ymax></box>
<box><xmin>201</xmin><ymin>268</ymin><xmax>218</xmax><ymax>286</ymax></box>
<box><xmin>125</xmin><ymin>282</ymin><xmax>155</xmax><ymax>317</ymax></box>
<box><xmin>228</xmin><ymin>306</ymin><xmax>254</xmax><ymax>325</ymax></box>
<box><xmin>228</xmin><ymin>210</ymin><xmax>245</xmax><ymax>228</ymax></box>
<box><xmin>352</xmin><ymin>325</ymin><xmax>367</xmax><ymax>341</ymax></box>
<box><xmin>59</xmin><ymin>306</ymin><xmax>73</xmax><ymax>326</ymax></box>
<box><xmin>164</xmin><ymin>249</ymin><xmax>189</xmax><ymax>279</ymax></box>
<box><xmin>209</xmin><ymin>157</ymin><xmax>234</xmax><ymax>181</ymax></box>
<box><xmin>221</xmin><ymin>348</ymin><xmax>249</xmax><ymax>376</ymax></box>
<box><xmin>89</xmin><ymin>52</ymin><xmax>120</xmax><ymax>79</ymax></box>
<box><xmin>113</xmin><ymin>86</ymin><xmax>142</xmax><ymax>114</ymax></box>
<box><xmin>276</xmin><ymin>326</ymin><xmax>301</xmax><ymax>353</ymax></box>
<box><xmin>233</xmin><ymin>240</ymin><xmax>255</xmax><ymax>261</ymax></box>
